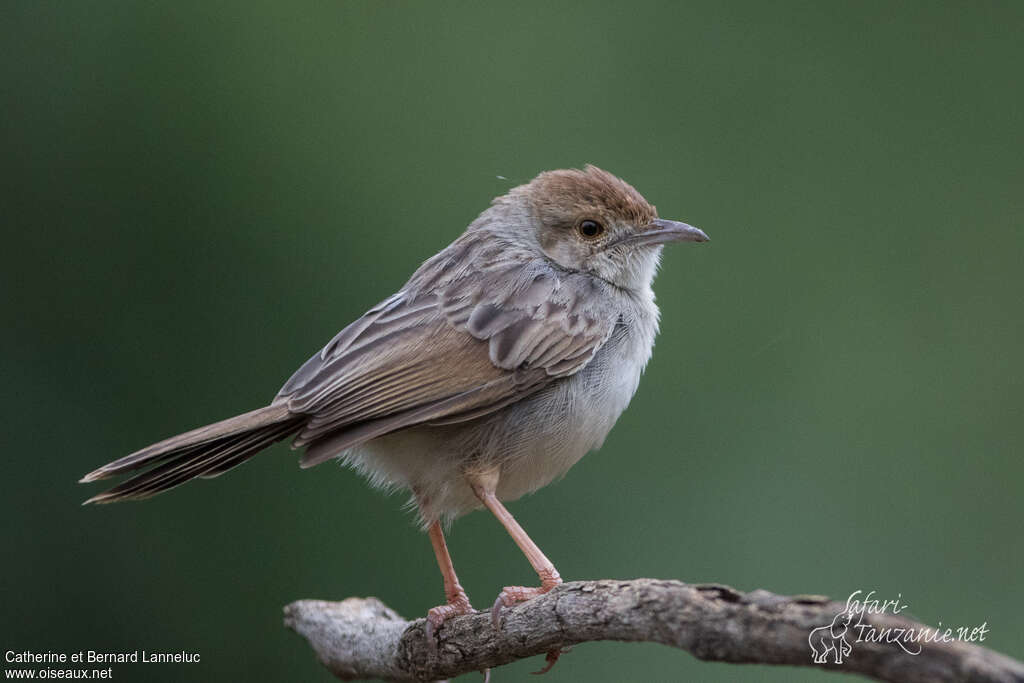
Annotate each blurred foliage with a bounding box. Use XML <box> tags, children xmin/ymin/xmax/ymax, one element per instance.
<box><xmin>3</xmin><ymin>2</ymin><xmax>1022</xmax><ymax>681</ymax></box>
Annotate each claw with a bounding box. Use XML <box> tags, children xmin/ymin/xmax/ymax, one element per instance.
<box><xmin>531</xmin><ymin>648</ymin><xmax>564</xmax><ymax>675</ymax></box>
<box><xmin>490</xmin><ymin>594</ymin><xmax>506</xmax><ymax>629</ymax></box>
<box><xmin>425</xmin><ymin>593</ymin><xmax>474</xmax><ymax>653</ymax></box>
<box><xmin>425</xmin><ymin>617</ymin><xmax>437</xmax><ymax>654</ymax></box>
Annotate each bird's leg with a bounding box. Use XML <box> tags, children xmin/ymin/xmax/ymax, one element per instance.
<box><xmin>424</xmin><ymin>519</ymin><xmax>474</xmax><ymax>648</ymax></box>
<box><xmin>466</xmin><ymin>469</ymin><xmax>563</xmax><ymax>627</ymax></box>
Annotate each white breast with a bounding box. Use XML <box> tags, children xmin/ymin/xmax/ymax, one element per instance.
<box><xmin>488</xmin><ymin>293</ymin><xmax>659</xmax><ymax>503</ymax></box>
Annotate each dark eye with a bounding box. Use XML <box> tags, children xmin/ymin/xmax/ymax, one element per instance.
<box><xmin>578</xmin><ymin>219</ymin><xmax>604</xmax><ymax>239</ymax></box>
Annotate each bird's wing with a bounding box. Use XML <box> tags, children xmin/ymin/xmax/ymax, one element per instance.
<box><xmin>277</xmin><ymin>256</ymin><xmax>618</xmax><ymax>467</ymax></box>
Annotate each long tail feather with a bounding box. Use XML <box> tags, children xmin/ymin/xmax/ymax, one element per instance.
<box><xmin>81</xmin><ymin>404</ymin><xmax>303</xmax><ymax>504</ymax></box>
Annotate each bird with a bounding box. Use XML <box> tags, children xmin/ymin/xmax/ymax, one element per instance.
<box><xmin>80</xmin><ymin>164</ymin><xmax>708</xmax><ymax>650</ymax></box>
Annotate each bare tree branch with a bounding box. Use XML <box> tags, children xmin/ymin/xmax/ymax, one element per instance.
<box><xmin>283</xmin><ymin>578</ymin><xmax>1023</xmax><ymax>682</ymax></box>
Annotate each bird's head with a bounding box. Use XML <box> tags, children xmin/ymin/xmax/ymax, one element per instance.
<box><xmin>489</xmin><ymin>165</ymin><xmax>708</xmax><ymax>292</ymax></box>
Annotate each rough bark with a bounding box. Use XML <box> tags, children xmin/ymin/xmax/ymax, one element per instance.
<box><xmin>284</xmin><ymin>578</ymin><xmax>1023</xmax><ymax>682</ymax></box>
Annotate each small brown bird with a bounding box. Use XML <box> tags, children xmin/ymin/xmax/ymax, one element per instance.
<box><xmin>81</xmin><ymin>165</ymin><xmax>708</xmax><ymax>646</ymax></box>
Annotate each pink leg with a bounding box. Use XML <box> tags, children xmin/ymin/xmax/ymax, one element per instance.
<box><xmin>424</xmin><ymin>520</ymin><xmax>474</xmax><ymax>643</ymax></box>
<box><xmin>468</xmin><ymin>471</ymin><xmax>566</xmax><ymax>673</ymax></box>
<box><xmin>466</xmin><ymin>471</ymin><xmax>562</xmax><ymax>627</ymax></box>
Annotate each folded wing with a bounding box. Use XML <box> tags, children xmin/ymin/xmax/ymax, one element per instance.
<box><xmin>278</xmin><ymin>242</ymin><xmax>618</xmax><ymax>467</ymax></box>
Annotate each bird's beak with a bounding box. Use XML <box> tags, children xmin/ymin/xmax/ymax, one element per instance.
<box><xmin>642</xmin><ymin>218</ymin><xmax>710</xmax><ymax>245</ymax></box>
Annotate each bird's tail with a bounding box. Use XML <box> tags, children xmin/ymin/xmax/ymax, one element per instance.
<box><xmin>80</xmin><ymin>403</ymin><xmax>304</xmax><ymax>504</ymax></box>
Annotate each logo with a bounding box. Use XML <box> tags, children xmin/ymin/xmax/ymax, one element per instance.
<box><xmin>809</xmin><ymin>610</ymin><xmax>854</xmax><ymax>664</ymax></box>
<box><xmin>809</xmin><ymin>590</ymin><xmax>989</xmax><ymax>664</ymax></box>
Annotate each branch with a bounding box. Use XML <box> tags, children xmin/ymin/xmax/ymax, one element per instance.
<box><xmin>284</xmin><ymin>578</ymin><xmax>1023</xmax><ymax>682</ymax></box>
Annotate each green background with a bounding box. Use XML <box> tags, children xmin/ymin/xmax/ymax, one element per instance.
<box><xmin>4</xmin><ymin>2</ymin><xmax>1022</xmax><ymax>681</ymax></box>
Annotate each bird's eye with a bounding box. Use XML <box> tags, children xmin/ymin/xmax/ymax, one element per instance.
<box><xmin>578</xmin><ymin>219</ymin><xmax>605</xmax><ymax>239</ymax></box>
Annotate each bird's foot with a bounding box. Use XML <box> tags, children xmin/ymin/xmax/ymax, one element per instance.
<box><xmin>425</xmin><ymin>590</ymin><xmax>474</xmax><ymax>651</ymax></box>
<box><xmin>489</xmin><ymin>577</ymin><xmax>565</xmax><ymax>675</ymax></box>
<box><xmin>489</xmin><ymin>573</ymin><xmax>562</xmax><ymax>629</ymax></box>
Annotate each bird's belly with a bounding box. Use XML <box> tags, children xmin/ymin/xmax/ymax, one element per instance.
<box><xmin>347</xmin><ymin>326</ymin><xmax>650</xmax><ymax>522</ymax></box>
<box><xmin>490</xmin><ymin>334</ymin><xmax>645</xmax><ymax>502</ymax></box>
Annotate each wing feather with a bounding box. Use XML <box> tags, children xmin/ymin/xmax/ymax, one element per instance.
<box><xmin>276</xmin><ymin>235</ymin><xmax>619</xmax><ymax>465</ymax></box>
